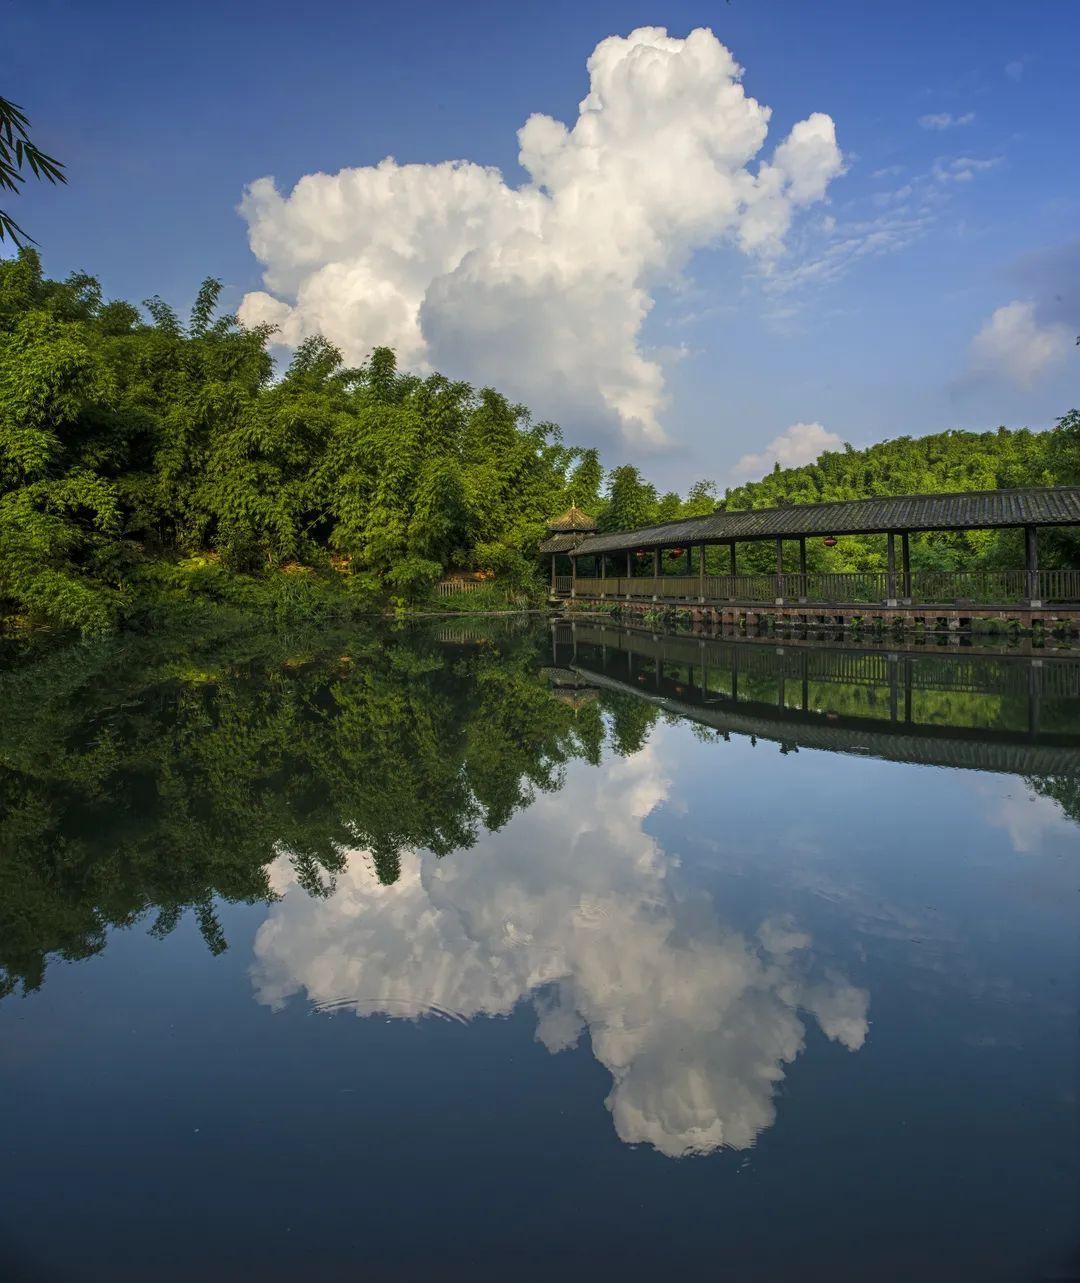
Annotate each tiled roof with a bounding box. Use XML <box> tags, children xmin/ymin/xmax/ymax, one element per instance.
<box><xmin>538</xmin><ymin>532</ymin><xmax>589</xmax><ymax>554</ymax></box>
<box><xmin>547</xmin><ymin>505</ymin><xmax>598</xmax><ymax>532</ymax></box>
<box><xmin>575</xmin><ymin>486</ymin><xmax>1080</xmax><ymax>555</ymax></box>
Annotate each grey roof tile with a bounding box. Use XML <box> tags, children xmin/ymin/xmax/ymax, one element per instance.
<box><xmin>575</xmin><ymin>486</ymin><xmax>1080</xmax><ymax>555</ymax></box>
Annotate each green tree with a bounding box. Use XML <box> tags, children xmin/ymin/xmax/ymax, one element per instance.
<box><xmin>0</xmin><ymin>97</ymin><xmax>66</xmax><ymax>246</ymax></box>
<box><xmin>600</xmin><ymin>465</ymin><xmax>658</xmax><ymax>533</ymax></box>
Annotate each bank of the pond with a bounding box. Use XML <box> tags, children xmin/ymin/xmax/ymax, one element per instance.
<box><xmin>557</xmin><ymin>595</ymin><xmax>1080</xmax><ymax>639</ymax></box>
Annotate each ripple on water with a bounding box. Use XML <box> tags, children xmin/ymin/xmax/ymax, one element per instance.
<box><xmin>311</xmin><ymin>996</ymin><xmax>471</xmax><ymax>1024</ymax></box>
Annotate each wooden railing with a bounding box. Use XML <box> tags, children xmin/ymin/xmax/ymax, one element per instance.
<box><xmin>911</xmin><ymin>569</ymin><xmax>1026</xmax><ymax>604</ymax></box>
<box><xmin>436</xmin><ymin>578</ymin><xmax>485</xmax><ymax>598</ymax></box>
<box><xmin>1035</xmin><ymin>569</ymin><xmax>1080</xmax><ymax>603</ymax></box>
<box><xmin>553</xmin><ymin>575</ymin><xmax>573</xmax><ymax>596</ymax></box>
<box><xmin>571</xmin><ymin>568</ymin><xmax>1080</xmax><ymax>607</ymax></box>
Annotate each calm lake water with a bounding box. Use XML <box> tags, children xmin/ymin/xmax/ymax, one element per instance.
<box><xmin>1</xmin><ymin>619</ymin><xmax>1078</xmax><ymax>1282</ymax></box>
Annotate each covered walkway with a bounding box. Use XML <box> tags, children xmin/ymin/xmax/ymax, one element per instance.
<box><xmin>550</xmin><ymin>486</ymin><xmax>1080</xmax><ymax>617</ymax></box>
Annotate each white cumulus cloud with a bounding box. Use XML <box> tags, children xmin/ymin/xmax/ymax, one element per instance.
<box><xmin>969</xmin><ymin>300</ymin><xmax>1071</xmax><ymax>386</ymax></box>
<box><xmin>238</xmin><ymin>26</ymin><xmax>843</xmax><ymax>450</ymax></box>
<box><xmin>728</xmin><ymin>421</ymin><xmax>843</xmax><ymax>484</ymax></box>
<box><xmin>251</xmin><ymin>739</ymin><xmax>868</xmax><ymax>1158</ymax></box>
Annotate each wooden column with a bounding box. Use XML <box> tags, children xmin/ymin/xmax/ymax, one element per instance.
<box><xmin>1025</xmin><ymin>525</ymin><xmax>1040</xmax><ymax>606</ymax></box>
<box><xmin>886</xmin><ymin>533</ymin><xmax>897</xmax><ymax>606</ymax></box>
<box><xmin>626</xmin><ymin>549</ymin><xmax>632</xmax><ymax>578</ymax></box>
<box><xmin>699</xmin><ymin>543</ymin><xmax>706</xmax><ymax>600</ymax></box>
<box><xmin>901</xmin><ymin>532</ymin><xmax>911</xmax><ymax>602</ymax></box>
<box><xmin>729</xmin><ymin>542</ymin><xmax>737</xmax><ymax>600</ymax></box>
<box><xmin>652</xmin><ymin>547</ymin><xmax>660</xmax><ymax>599</ymax></box>
<box><xmin>550</xmin><ymin>554</ymin><xmax>556</xmax><ymax>593</ymax></box>
<box><xmin>774</xmin><ymin>538</ymin><xmax>784</xmax><ymax>605</ymax></box>
<box><xmin>570</xmin><ymin>555</ymin><xmax>577</xmax><ymax>597</ymax></box>
<box><xmin>798</xmin><ymin>536</ymin><xmax>807</xmax><ymax>603</ymax></box>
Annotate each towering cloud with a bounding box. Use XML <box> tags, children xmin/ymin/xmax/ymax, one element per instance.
<box><xmin>239</xmin><ymin>26</ymin><xmax>843</xmax><ymax>449</ymax></box>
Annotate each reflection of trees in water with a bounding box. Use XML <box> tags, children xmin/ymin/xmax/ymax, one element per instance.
<box><xmin>0</xmin><ymin>624</ymin><xmax>658</xmax><ymax>998</ymax></box>
<box><xmin>4</xmin><ymin>619</ymin><xmax>1076</xmax><ymax>1003</ymax></box>
<box><xmin>1026</xmin><ymin>775</ymin><xmax>1080</xmax><ymax>824</ymax></box>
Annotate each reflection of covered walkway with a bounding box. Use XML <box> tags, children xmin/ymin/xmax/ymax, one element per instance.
<box><xmin>553</xmin><ymin>622</ymin><xmax>1080</xmax><ymax>777</ymax></box>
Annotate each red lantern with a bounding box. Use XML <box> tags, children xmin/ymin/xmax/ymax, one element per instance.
<box><xmin>635</xmin><ymin>548</ymin><xmax>647</xmax><ymax>560</ymax></box>
<box><xmin>668</xmin><ymin>546</ymin><xmax>685</xmax><ymax>560</ymax></box>
<box><xmin>823</xmin><ymin>536</ymin><xmax>838</xmax><ymax>548</ymax></box>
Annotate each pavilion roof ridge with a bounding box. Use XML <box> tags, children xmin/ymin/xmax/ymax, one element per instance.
<box><xmin>547</xmin><ymin>504</ymin><xmax>598</xmax><ymax>532</ymax></box>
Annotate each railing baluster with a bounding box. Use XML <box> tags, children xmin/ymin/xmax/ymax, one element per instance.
<box><xmin>571</xmin><ymin>565</ymin><xmax>1080</xmax><ymax>607</ymax></box>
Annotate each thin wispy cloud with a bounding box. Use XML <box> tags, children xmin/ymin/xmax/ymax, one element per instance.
<box><xmin>933</xmin><ymin>155</ymin><xmax>1002</xmax><ymax>183</ymax></box>
<box><xmin>918</xmin><ymin>111</ymin><xmax>975</xmax><ymax>131</ymax></box>
<box><xmin>761</xmin><ymin>147</ymin><xmax>1002</xmax><ymax>302</ymax></box>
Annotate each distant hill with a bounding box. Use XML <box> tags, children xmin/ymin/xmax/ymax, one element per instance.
<box><xmin>722</xmin><ymin>422</ymin><xmax>1078</xmax><ymax>512</ymax></box>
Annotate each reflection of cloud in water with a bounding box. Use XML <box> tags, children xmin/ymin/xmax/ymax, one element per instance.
<box><xmin>986</xmin><ymin>784</ymin><xmax>1078</xmax><ymax>856</ymax></box>
<box><xmin>252</xmin><ymin>745</ymin><xmax>869</xmax><ymax>1158</ymax></box>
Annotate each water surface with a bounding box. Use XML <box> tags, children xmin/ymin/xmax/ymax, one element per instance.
<box><xmin>1</xmin><ymin>620</ymin><xmax>1078</xmax><ymax>1282</ymax></box>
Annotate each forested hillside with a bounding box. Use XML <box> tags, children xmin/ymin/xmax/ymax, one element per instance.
<box><xmin>723</xmin><ymin>423</ymin><xmax>1079</xmax><ymax>510</ymax></box>
<box><xmin>0</xmin><ymin>248</ymin><xmax>1076</xmax><ymax>633</ymax></box>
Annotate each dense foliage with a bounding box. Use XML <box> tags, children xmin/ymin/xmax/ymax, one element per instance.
<box><xmin>1</xmin><ymin>249</ymin><xmax>1076</xmax><ymax>632</ymax></box>
<box><xmin>0</xmin><ymin>252</ymin><xmax>638</xmax><ymax>632</ymax></box>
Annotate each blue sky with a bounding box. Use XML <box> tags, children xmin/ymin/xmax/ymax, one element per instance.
<box><xmin>7</xmin><ymin>0</ymin><xmax>1079</xmax><ymax>490</ymax></box>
